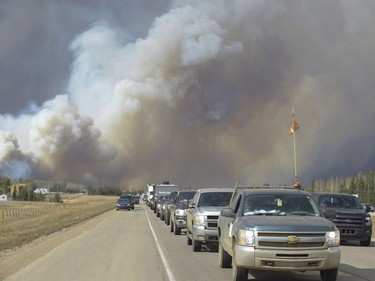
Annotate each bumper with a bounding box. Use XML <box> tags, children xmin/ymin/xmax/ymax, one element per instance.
<box><xmin>234</xmin><ymin>245</ymin><xmax>341</xmax><ymax>272</ymax></box>
<box><xmin>116</xmin><ymin>205</ymin><xmax>130</xmax><ymax>209</ymax></box>
<box><xmin>193</xmin><ymin>224</ymin><xmax>219</xmax><ymax>242</ymax></box>
<box><xmin>339</xmin><ymin>227</ymin><xmax>372</xmax><ymax>241</ymax></box>
<box><xmin>174</xmin><ymin>215</ymin><xmax>187</xmax><ymax>228</ymax></box>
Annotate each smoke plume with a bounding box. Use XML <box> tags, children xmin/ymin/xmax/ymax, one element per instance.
<box><xmin>1</xmin><ymin>0</ymin><xmax>375</xmax><ymax>189</ymax></box>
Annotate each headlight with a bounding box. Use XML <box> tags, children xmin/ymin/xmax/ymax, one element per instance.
<box><xmin>162</xmin><ymin>205</ymin><xmax>166</xmax><ymax>210</ymax></box>
<box><xmin>175</xmin><ymin>209</ymin><xmax>185</xmax><ymax>216</ymax></box>
<box><xmin>193</xmin><ymin>214</ymin><xmax>205</xmax><ymax>225</ymax></box>
<box><xmin>365</xmin><ymin>215</ymin><xmax>372</xmax><ymax>226</ymax></box>
<box><xmin>237</xmin><ymin>229</ymin><xmax>255</xmax><ymax>246</ymax></box>
<box><xmin>326</xmin><ymin>229</ymin><xmax>340</xmax><ymax>247</ymax></box>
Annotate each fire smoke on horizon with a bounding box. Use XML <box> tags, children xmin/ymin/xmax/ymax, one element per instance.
<box><xmin>1</xmin><ymin>0</ymin><xmax>375</xmax><ymax>189</ymax></box>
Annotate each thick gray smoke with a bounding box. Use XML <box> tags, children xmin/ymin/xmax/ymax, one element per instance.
<box><xmin>1</xmin><ymin>0</ymin><xmax>375</xmax><ymax>189</ymax></box>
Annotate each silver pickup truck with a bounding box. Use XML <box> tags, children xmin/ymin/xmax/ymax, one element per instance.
<box><xmin>186</xmin><ymin>188</ymin><xmax>233</xmax><ymax>252</ymax></box>
<box><xmin>218</xmin><ymin>187</ymin><xmax>341</xmax><ymax>281</ymax></box>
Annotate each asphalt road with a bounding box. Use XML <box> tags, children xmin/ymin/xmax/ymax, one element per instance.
<box><xmin>4</xmin><ymin>203</ymin><xmax>375</xmax><ymax>281</ymax></box>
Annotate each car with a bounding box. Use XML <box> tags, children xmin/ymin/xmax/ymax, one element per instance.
<box><xmin>169</xmin><ymin>190</ymin><xmax>196</xmax><ymax>234</ymax></box>
<box><xmin>362</xmin><ymin>203</ymin><xmax>374</xmax><ymax>212</ymax></box>
<box><xmin>119</xmin><ymin>194</ymin><xmax>135</xmax><ymax>209</ymax></box>
<box><xmin>186</xmin><ymin>188</ymin><xmax>233</xmax><ymax>252</ymax></box>
<box><xmin>161</xmin><ymin>191</ymin><xmax>178</xmax><ymax>223</ymax></box>
<box><xmin>313</xmin><ymin>193</ymin><xmax>372</xmax><ymax>246</ymax></box>
<box><xmin>116</xmin><ymin>198</ymin><xmax>131</xmax><ymax>211</ymax></box>
<box><xmin>155</xmin><ymin>195</ymin><xmax>169</xmax><ymax>217</ymax></box>
<box><xmin>218</xmin><ymin>187</ymin><xmax>341</xmax><ymax>281</ymax></box>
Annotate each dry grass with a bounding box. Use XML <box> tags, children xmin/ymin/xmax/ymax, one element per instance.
<box><xmin>0</xmin><ymin>194</ymin><xmax>117</xmax><ymax>252</ymax></box>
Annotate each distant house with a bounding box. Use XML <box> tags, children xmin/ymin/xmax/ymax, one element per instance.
<box><xmin>34</xmin><ymin>188</ymin><xmax>49</xmax><ymax>195</ymax></box>
<box><xmin>11</xmin><ymin>184</ymin><xmax>27</xmax><ymax>197</ymax></box>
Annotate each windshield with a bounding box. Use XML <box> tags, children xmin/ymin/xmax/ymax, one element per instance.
<box><xmin>179</xmin><ymin>192</ymin><xmax>195</xmax><ymax>202</ymax></box>
<box><xmin>318</xmin><ymin>195</ymin><xmax>362</xmax><ymax>209</ymax></box>
<box><xmin>242</xmin><ymin>194</ymin><xmax>321</xmax><ymax>216</ymax></box>
<box><xmin>197</xmin><ymin>192</ymin><xmax>232</xmax><ymax>207</ymax></box>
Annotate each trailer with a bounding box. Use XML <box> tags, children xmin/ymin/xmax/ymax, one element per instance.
<box><xmin>151</xmin><ymin>181</ymin><xmax>180</xmax><ymax>211</ymax></box>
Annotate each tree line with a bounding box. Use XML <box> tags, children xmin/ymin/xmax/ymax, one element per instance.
<box><xmin>2</xmin><ymin>169</ymin><xmax>375</xmax><ymax>204</ymax></box>
<box><xmin>310</xmin><ymin>169</ymin><xmax>375</xmax><ymax>204</ymax></box>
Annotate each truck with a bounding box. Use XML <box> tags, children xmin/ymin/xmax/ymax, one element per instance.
<box><xmin>146</xmin><ymin>184</ymin><xmax>154</xmax><ymax>207</ymax></box>
<box><xmin>186</xmin><ymin>188</ymin><xmax>233</xmax><ymax>252</ymax></box>
<box><xmin>313</xmin><ymin>192</ymin><xmax>372</xmax><ymax>246</ymax></box>
<box><xmin>169</xmin><ymin>190</ymin><xmax>196</xmax><ymax>234</ymax></box>
<box><xmin>218</xmin><ymin>187</ymin><xmax>341</xmax><ymax>281</ymax></box>
<box><xmin>151</xmin><ymin>181</ymin><xmax>180</xmax><ymax>213</ymax></box>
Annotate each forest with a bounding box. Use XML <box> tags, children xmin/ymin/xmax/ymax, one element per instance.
<box><xmin>1</xmin><ymin>169</ymin><xmax>375</xmax><ymax>204</ymax></box>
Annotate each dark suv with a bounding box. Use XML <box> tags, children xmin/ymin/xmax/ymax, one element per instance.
<box><xmin>120</xmin><ymin>194</ymin><xmax>135</xmax><ymax>209</ymax></box>
<box><xmin>313</xmin><ymin>193</ymin><xmax>372</xmax><ymax>246</ymax></box>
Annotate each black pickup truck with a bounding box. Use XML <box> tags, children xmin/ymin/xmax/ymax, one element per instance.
<box><xmin>313</xmin><ymin>192</ymin><xmax>372</xmax><ymax>246</ymax></box>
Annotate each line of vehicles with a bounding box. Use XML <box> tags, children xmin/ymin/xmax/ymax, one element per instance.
<box><xmin>124</xmin><ymin>182</ymin><xmax>373</xmax><ymax>281</ymax></box>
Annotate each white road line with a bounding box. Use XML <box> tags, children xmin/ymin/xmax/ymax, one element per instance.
<box><xmin>145</xmin><ymin>209</ymin><xmax>176</xmax><ymax>281</ymax></box>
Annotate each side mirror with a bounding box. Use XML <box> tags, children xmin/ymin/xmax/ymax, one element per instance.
<box><xmin>188</xmin><ymin>199</ymin><xmax>195</xmax><ymax>208</ymax></box>
<box><xmin>181</xmin><ymin>199</ymin><xmax>188</xmax><ymax>208</ymax></box>
<box><xmin>220</xmin><ymin>208</ymin><xmax>236</xmax><ymax>218</ymax></box>
<box><xmin>324</xmin><ymin>209</ymin><xmax>336</xmax><ymax>219</ymax></box>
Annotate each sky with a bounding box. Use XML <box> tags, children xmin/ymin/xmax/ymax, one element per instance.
<box><xmin>1</xmin><ymin>0</ymin><xmax>375</xmax><ymax>190</ymax></box>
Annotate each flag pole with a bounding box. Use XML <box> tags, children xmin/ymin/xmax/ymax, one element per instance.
<box><xmin>290</xmin><ymin>108</ymin><xmax>300</xmax><ymax>188</ymax></box>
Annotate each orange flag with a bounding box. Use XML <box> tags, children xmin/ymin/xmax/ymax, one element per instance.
<box><xmin>289</xmin><ymin>119</ymin><xmax>299</xmax><ymax>134</ymax></box>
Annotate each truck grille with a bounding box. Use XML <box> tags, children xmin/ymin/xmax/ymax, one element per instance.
<box><xmin>332</xmin><ymin>213</ymin><xmax>364</xmax><ymax>228</ymax></box>
<box><xmin>256</xmin><ymin>232</ymin><xmax>326</xmax><ymax>249</ymax></box>
<box><xmin>206</xmin><ymin>215</ymin><xmax>219</xmax><ymax>229</ymax></box>
<box><xmin>259</xmin><ymin>241</ymin><xmax>325</xmax><ymax>248</ymax></box>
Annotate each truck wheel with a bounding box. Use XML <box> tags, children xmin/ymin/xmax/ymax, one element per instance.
<box><xmin>192</xmin><ymin>239</ymin><xmax>201</xmax><ymax>252</ymax></box>
<box><xmin>166</xmin><ymin>214</ymin><xmax>170</xmax><ymax>225</ymax></box>
<box><xmin>187</xmin><ymin>231</ymin><xmax>192</xmax><ymax>245</ymax></box>
<box><xmin>160</xmin><ymin>213</ymin><xmax>164</xmax><ymax>221</ymax></box>
<box><xmin>320</xmin><ymin>268</ymin><xmax>338</xmax><ymax>281</ymax></box>
<box><xmin>156</xmin><ymin>212</ymin><xmax>160</xmax><ymax>217</ymax></box>
<box><xmin>360</xmin><ymin>237</ymin><xmax>371</xmax><ymax>246</ymax></box>
<box><xmin>170</xmin><ymin>221</ymin><xmax>174</xmax><ymax>232</ymax></box>
<box><xmin>174</xmin><ymin>225</ymin><xmax>181</xmax><ymax>235</ymax></box>
<box><xmin>232</xmin><ymin>259</ymin><xmax>248</xmax><ymax>281</ymax></box>
<box><xmin>218</xmin><ymin>242</ymin><xmax>232</xmax><ymax>268</ymax></box>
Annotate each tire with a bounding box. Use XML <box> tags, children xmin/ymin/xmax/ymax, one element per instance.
<box><xmin>192</xmin><ymin>239</ymin><xmax>202</xmax><ymax>252</ymax></box>
<box><xmin>170</xmin><ymin>221</ymin><xmax>174</xmax><ymax>233</ymax></box>
<box><xmin>187</xmin><ymin>231</ymin><xmax>192</xmax><ymax>245</ymax></box>
<box><xmin>166</xmin><ymin>215</ymin><xmax>170</xmax><ymax>225</ymax></box>
<box><xmin>232</xmin><ymin>254</ymin><xmax>248</xmax><ymax>281</ymax></box>
<box><xmin>156</xmin><ymin>212</ymin><xmax>160</xmax><ymax>217</ymax></box>
<box><xmin>218</xmin><ymin>242</ymin><xmax>232</xmax><ymax>268</ymax></box>
<box><xmin>320</xmin><ymin>268</ymin><xmax>338</xmax><ymax>281</ymax></box>
<box><xmin>360</xmin><ymin>237</ymin><xmax>371</xmax><ymax>246</ymax></box>
<box><xmin>165</xmin><ymin>213</ymin><xmax>169</xmax><ymax>225</ymax></box>
<box><xmin>174</xmin><ymin>225</ymin><xmax>181</xmax><ymax>235</ymax></box>
<box><xmin>160</xmin><ymin>213</ymin><xmax>164</xmax><ymax>221</ymax></box>
<box><xmin>128</xmin><ymin>208</ymin><xmax>131</xmax><ymax>211</ymax></box>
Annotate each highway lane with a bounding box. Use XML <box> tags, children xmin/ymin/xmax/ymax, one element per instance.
<box><xmin>5</xmin><ymin>203</ymin><xmax>375</xmax><ymax>281</ymax></box>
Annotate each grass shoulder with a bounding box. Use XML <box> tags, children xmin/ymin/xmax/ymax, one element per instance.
<box><xmin>0</xmin><ymin>194</ymin><xmax>117</xmax><ymax>252</ymax></box>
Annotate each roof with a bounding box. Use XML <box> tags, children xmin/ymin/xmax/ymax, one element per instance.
<box><xmin>241</xmin><ymin>188</ymin><xmax>311</xmax><ymax>196</ymax></box>
<box><xmin>196</xmin><ymin>187</ymin><xmax>234</xmax><ymax>193</ymax></box>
